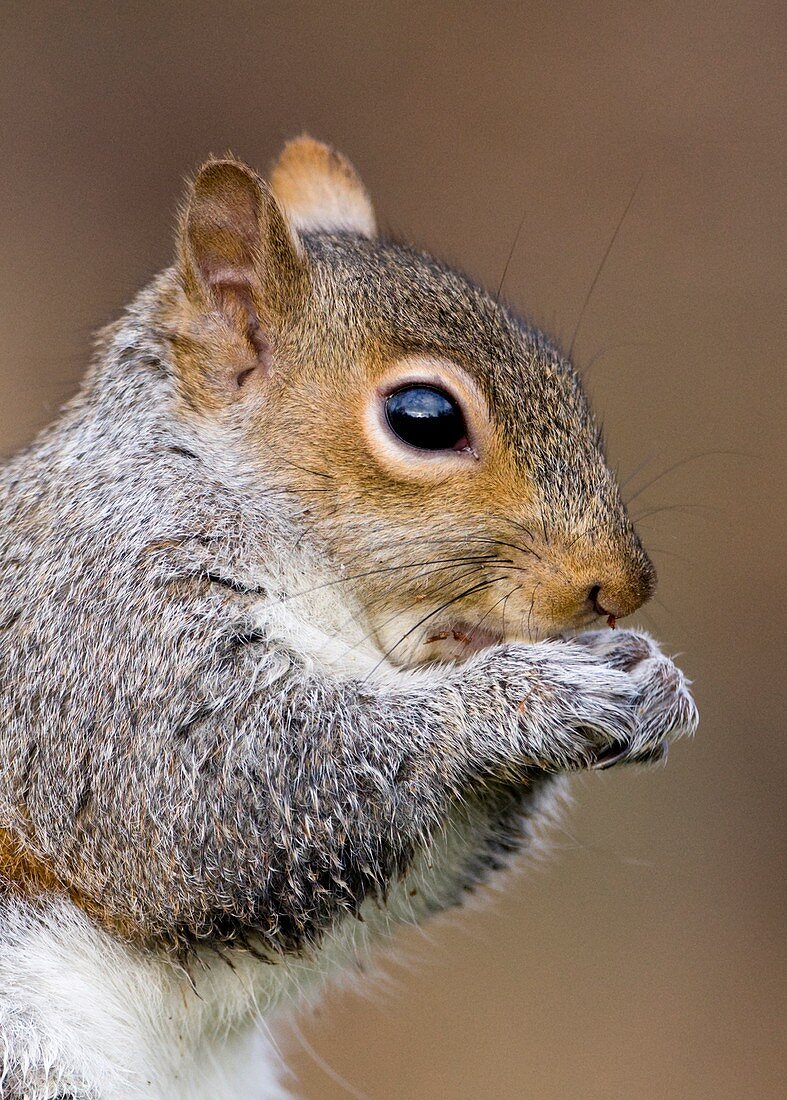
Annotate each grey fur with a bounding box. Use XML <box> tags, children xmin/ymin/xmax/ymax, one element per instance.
<box><xmin>0</xmin><ymin>162</ymin><xmax>697</xmax><ymax>1095</ymax></box>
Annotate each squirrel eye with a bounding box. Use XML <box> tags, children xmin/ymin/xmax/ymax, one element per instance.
<box><xmin>384</xmin><ymin>385</ymin><xmax>468</xmax><ymax>451</ymax></box>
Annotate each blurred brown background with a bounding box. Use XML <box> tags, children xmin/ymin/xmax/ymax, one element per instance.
<box><xmin>1</xmin><ymin>3</ymin><xmax>784</xmax><ymax>1097</ymax></box>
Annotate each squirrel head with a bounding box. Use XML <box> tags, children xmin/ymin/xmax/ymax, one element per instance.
<box><xmin>165</xmin><ymin>136</ymin><xmax>655</xmax><ymax>665</ymax></box>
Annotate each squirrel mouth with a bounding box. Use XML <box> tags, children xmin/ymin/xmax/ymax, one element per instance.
<box><xmin>421</xmin><ymin>620</ymin><xmax>503</xmax><ymax>662</ymax></box>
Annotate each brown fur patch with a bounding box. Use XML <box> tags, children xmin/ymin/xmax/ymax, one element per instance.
<box><xmin>0</xmin><ymin>828</ymin><xmax>65</xmax><ymax>900</ymax></box>
<box><xmin>0</xmin><ymin>830</ymin><xmax>142</xmax><ymax>943</ymax></box>
<box><xmin>270</xmin><ymin>135</ymin><xmax>377</xmax><ymax>236</ymax></box>
<box><xmin>160</xmin><ymin>148</ymin><xmax>654</xmax><ymax>651</ymax></box>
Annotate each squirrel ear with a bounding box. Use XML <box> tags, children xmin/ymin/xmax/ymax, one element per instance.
<box><xmin>270</xmin><ymin>136</ymin><xmax>377</xmax><ymax>238</ymax></box>
<box><xmin>177</xmin><ymin>158</ymin><xmax>307</xmax><ymax>370</ymax></box>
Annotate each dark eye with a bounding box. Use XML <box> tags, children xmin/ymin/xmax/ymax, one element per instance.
<box><xmin>384</xmin><ymin>385</ymin><xmax>468</xmax><ymax>451</ymax></box>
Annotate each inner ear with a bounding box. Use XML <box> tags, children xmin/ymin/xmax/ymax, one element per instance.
<box><xmin>177</xmin><ymin>158</ymin><xmax>306</xmax><ymax>390</ymax></box>
<box><xmin>208</xmin><ymin>278</ymin><xmax>270</xmax><ymax>376</ymax></box>
<box><xmin>183</xmin><ymin>161</ymin><xmax>269</xmax><ymax>370</ymax></box>
<box><xmin>187</xmin><ymin>161</ymin><xmax>261</xmax><ymax>290</ymax></box>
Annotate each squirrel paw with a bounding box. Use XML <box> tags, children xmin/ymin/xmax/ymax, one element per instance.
<box><xmin>572</xmin><ymin>629</ymin><xmax>699</xmax><ymax>768</ymax></box>
<box><xmin>495</xmin><ymin>641</ymin><xmax>640</xmax><ymax>771</ymax></box>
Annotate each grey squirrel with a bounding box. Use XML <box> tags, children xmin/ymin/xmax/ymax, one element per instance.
<box><xmin>0</xmin><ymin>136</ymin><xmax>697</xmax><ymax>1098</ymax></box>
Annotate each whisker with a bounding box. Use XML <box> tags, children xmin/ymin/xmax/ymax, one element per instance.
<box><xmin>624</xmin><ymin>449</ymin><xmax>750</xmax><ymax>507</ymax></box>
<box><xmin>257</xmin><ymin>439</ymin><xmax>336</xmax><ymax>481</ymax></box>
<box><xmin>567</xmin><ymin>174</ymin><xmax>643</xmax><ymax>361</ymax></box>
<box><xmin>459</xmin><ymin>535</ymin><xmax>542</xmax><ymax>560</ymax></box>
<box><xmin>495</xmin><ymin>212</ymin><xmax>527</xmax><ymax>307</ymax></box>
<box><xmin>646</xmin><ymin>546</ymin><xmax>694</xmax><ymax>565</ymax></box>
<box><xmin>257</xmin><ymin>485</ymin><xmax>333</xmax><ymax>498</ymax></box>
<box><xmin>581</xmin><ymin>340</ymin><xmax>653</xmax><ymax>381</ymax></box>
<box><xmin>526</xmin><ymin>581</ymin><xmax>542</xmax><ymax>642</ymax></box>
<box><xmin>618</xmin><ymin>451</ymin><xmax>660</xmax><ymax>492</ymax></box>
<box><xmin>651</xmin><ymin>594</ymin><xmax>673</xmax><ymax>617</ymax></box>
<box><xmin>292</xmin><ymin>503</ymin><xmax>343</xmax><ymax>550</ymax></box>
<box><xmin>331</xmin><ymin>532</ymin><xmax>538</xmax><ymax>568</ymax></box>
<box><xmin>563</xmin><ymin>521</ymin><xmax>608</xmax><ymax>552</ymax></box>
<box><xmin>506</xmin><ymin>517</ymin><xmax>538</xmax><ymax>544</ymax></box>
<box><xmin>276</xmin><ymin>556</ymin><xmax>503</xmax><ymax>606</ymax></box>
<box><xmin>485</xmin><ymin>210</ymin><xmax>527</xmax><ymax>347</ymax></box>
<box><xmin>471</xmin><ymin>585</ymin><xmax>522</xmax><ymax>640</ymax></box>
<box><xmin>631</xmin><ymin>503</ymin><xmax>709</xmax><ymax>523</ymax></box>
<box><xmin>339</xmin><ymin>565</ymin><xmax>496</xmax><ymax>659</ymax></box>
<box><xmin>500</xmin><ymin>585</ymin><xmax>517</xmax><ymax>640</ymax></box>
<box><xmin>364</xmin><ymin>578</ymin><xmax>501</xmax><ymax>680</ymax></box>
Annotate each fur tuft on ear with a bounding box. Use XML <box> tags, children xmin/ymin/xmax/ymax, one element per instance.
<box><xmin>270</xmin><ymin>135</ymin><xmax>377</xmax><ymax>238</ymax></box>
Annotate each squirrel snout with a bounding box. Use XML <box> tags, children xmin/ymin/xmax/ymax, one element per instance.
<box><xmin>529</xmin><ymin>553</ymin><xmax>657</xmax><ymax>634</ymax></box>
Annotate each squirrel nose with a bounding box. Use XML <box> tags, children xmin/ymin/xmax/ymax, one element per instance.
<box><xmin>587</xmin><ymin>580</ymin><xmax>650</xmax><ymax>621</ymax></box>
<box><xmin>588</xmin><ymin>584</ymin><xmax>613</xmax><ymax>617</ymax></box>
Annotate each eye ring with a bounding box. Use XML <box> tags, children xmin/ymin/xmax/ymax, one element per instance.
<box><xmin>383</xmin><ymin>384</ymin><xmax>471</xmax><ymax>452</ymax></box>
